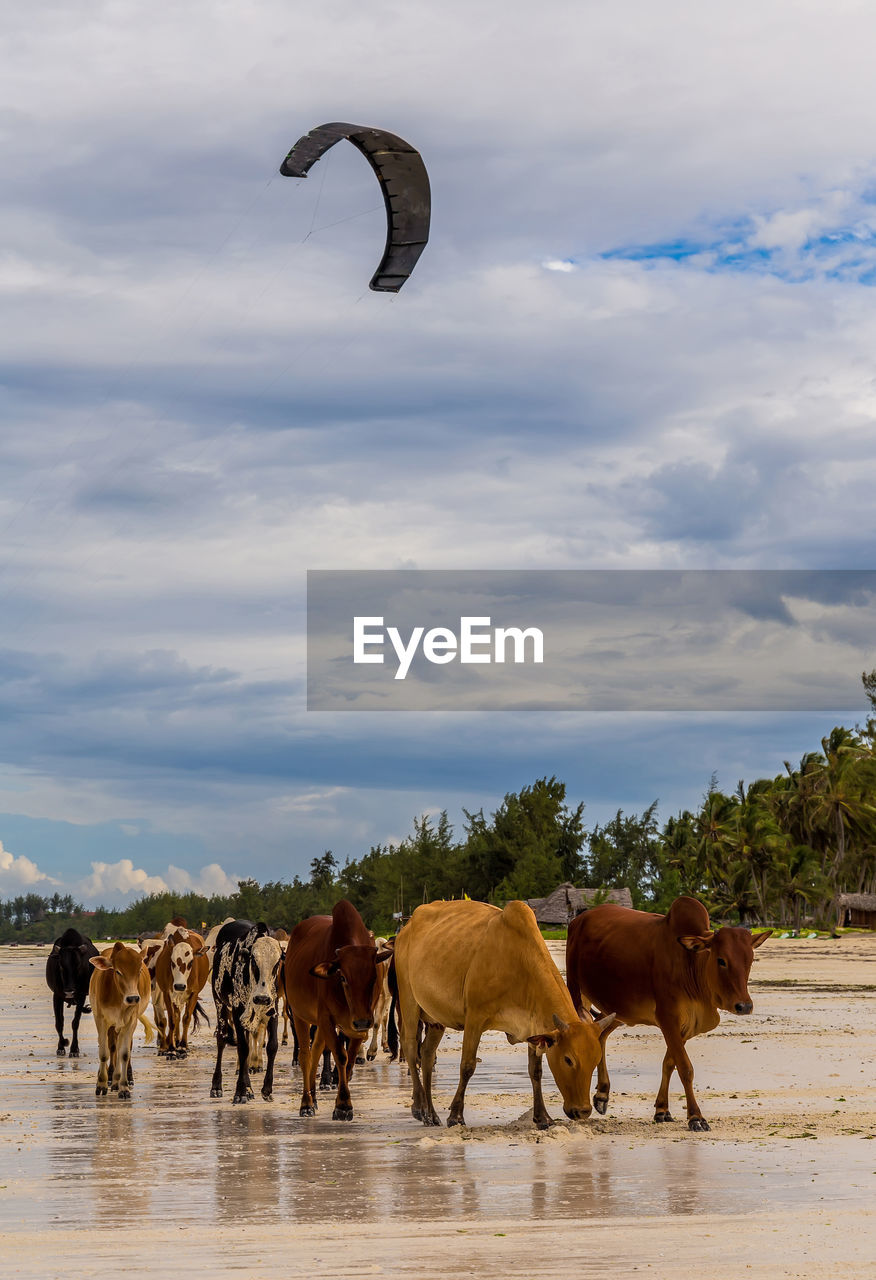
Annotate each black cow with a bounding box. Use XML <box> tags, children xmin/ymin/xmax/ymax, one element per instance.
<box><xmin>45</xmin><ymin>928</ymin><xmax>99</xmax><ymax>1056</ymax></box>
<box><xmin>209</xmin><ymin>920</ymin><xmax>283</xmax><ymax>1104</ymax></box>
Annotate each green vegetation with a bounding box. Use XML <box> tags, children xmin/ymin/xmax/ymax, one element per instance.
<box><xmin>4</xmin><ymin>678</ymin><xmax>876</xmax><ymax>943</ymax></box>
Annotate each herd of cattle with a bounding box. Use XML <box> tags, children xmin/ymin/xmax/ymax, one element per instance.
<box><xmin>43</xmin><ymin>895</ymin><xmax>770</xmax><ymax>1132</ymax></box>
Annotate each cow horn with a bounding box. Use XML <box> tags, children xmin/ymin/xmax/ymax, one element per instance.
<box><xmin>552</xmin><ymin>1014</ymin><xmax>569</xmax><ymax>1033</ymax></box>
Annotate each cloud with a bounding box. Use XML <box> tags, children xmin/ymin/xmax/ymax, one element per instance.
<box><xmin>0</xmin><ymin>839</ymin><xmax>56</xmax><ymax>889</ymax></box>
<box><xmin>78</xmin><ymin>858</ymin><xmax>239</xmax><ymax>903</ymax></box>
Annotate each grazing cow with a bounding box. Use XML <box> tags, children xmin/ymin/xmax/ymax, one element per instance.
<box><xmin>284</xmin><ymin>899</ymin><xmax>392</xmax><ymax>1121</ymax></box>
<box><xmin>565</xmin><ymin>896</ymin><xmax>771</xmax><ymax>1132</ymax></box>
<box><xmin>89</xmin><ymin>943</ymin><xmax>152</xmax><ymax>1098</ymax></box>
<box><xmin>394</xmin><ymin>899</ymin><xmax>614</xmax><ymax>1129</ymax></box>
<box><xmin>154</xmin><ymin>927</ymin><xmax>210</xmax><ymax>1058</ymax></box>
<box><xmin>46</xmin><ymin>928</ymin><xmax>99</xmax><ymax>1057</ymax></box>
<box><xmin>210</xmin><ymin>920</ymin><xmax>283</xmax><ymax>1104</ymax></box>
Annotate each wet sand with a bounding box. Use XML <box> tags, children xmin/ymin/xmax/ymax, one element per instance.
<box><xmin>0</xmin><ymin>935</ymin><xmax>874</xmax><ymax>1277</ymax></box>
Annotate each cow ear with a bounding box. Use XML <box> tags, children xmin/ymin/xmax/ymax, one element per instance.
<box><xmin>527</xmin><ymin>1032</ymin><xmax>559</xmax><ymax>1056</ymax></box>
<box><xmin>310</xmin><ymin>961</ymin><xmax>340</xmax><ymax>979</ymax></box>
<box><xmin>677</xmin><ymin>933</ymin><xmax>714</xmax><ymax>952</ymax></box>
<box><xmin>89</xmin><ymin>955</ymin><xmax>112</xmax><ymax>970</ymax></box>
<box><xmin>751</xmin><ymin>929</ymin><xmax>771</xmax><ymax>948</ymax></box>
<box><xmin>375</xmin><ymin>949</ymin><xmax>394</xmax><ymax>964</ymax></box>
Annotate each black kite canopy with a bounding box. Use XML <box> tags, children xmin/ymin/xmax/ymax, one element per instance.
<box><xmin>280</xmin><ymin>122</ymin><xmax>430</xmax><ymax>292</ymax></box>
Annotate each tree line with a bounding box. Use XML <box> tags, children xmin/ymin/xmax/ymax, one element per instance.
<box><xmin>4</xmin><ymin>681</ymin><xmax>876</xmax><ymax>943</ymax></box>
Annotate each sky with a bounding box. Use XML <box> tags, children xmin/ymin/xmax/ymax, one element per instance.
<box><xmin>2</xmin><ymin>0</ymin><xmax>876</xmax><ymax>906</ymax></box>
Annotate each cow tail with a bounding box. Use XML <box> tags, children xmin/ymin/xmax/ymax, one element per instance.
<box><xmin>192</xmin><ymin>999</ymin><xmax>211</xmax><ymax>1031</ymax></box>
<box><xmin>138</xmin><ymin>1013</ymin><xmax>155</xmax><ymax>1045</ymax></box>
<box><xmin>387</xmin><ymin>955</ymin><xmax>399</xmax><ymax>1061</ymax></box>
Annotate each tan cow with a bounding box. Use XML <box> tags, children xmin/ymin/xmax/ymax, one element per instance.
<box><xmin>154</xmin><ymin>927</ymin><xmax>209</xmax><ymax>1058</ymax></box>
<box><xmin>394</xmin><ymin>899</ymin><xmax>614</xmax><ymax>1129</ymax></box>
<box><xmin>89</xmin><ymin>943</ymin><xmax>152</xmax><ymax>1099</ymax></box>
<box><xmin>364</xmin><ymin>937</ymin><xmax>392</xmax><ymax>1061</ymax></box>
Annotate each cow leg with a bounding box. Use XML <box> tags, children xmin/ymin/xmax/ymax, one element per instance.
<box><xmin>365</xmin><ymin>1020</ymin><xmax>379</xmax><ymax>1061</ymax></box>
<box><xmin>593</xmin><ymin>1017</ymin><xmax>620</xmax><ymax>1115</ymax></box>
<box><xmin>447</xmin><ymin>1022</ymin><xmax>484</xmax><ymax>1128</ymax></box>
<box><xmin>95</xmin><ymin>1019</ymin><xmax>110</xmax><ymax>1096</ymax></box>
<box><xmin>178</xmin><ymin>994</ymin><xmax>195</xmax><ymax>1057</ymax></box>
<box><xmin>115</xmin><ymin>1023</ymin><xmax>135</xmax><ymax>1100</ymax></box>
<box><xmin>153</xmin><ymin>991</ymin><xmax>168</xmax><ymax>1055</ymax></box>
<box><xmin>654</xmin><ymin>1046</ymin><xmax>676</xmax><ymax>1122</ymax></box>
<box><xmin>347</xmin><ymin>1035</ymin><xmax>365</xmax><ymax>1081</ymax></box>
<box><xmin>53</xmin><ymin>994</ymin><xmax>68</xmax><ymax>1055</ymax></box>
<box><xmin>294</xmin><ymin>1014</ymin><xmax>317</xmax><ymax>1115</ymax></box>
<box><xmin>281</xmin><ymin>1000</ymin><xmax>290</xmax><ymax>1047</ymax></box>
<box><xmin>417</xmin><ymin>1023</ymin><xmax>444</xmax><ymax>1126</ymax></box>
<box><xmin>108</xmin><ymin>1026</ymin><xmax>119</xmax><ymax>1091</ymax></box>
<box><xmin>319</xmin><ymin>1038</ymin><xmax>335</xmax><ymax>1091</ymax></box>
<box><xmin>211</xmin><ymin>1009</ymin><xmax>231</xmax><ymax>1097</ymax></box>
<box><xmin>320</xmin><ymin>1021</ymin><xmax>354</xmax><ymax>1121</ymax></box>
<box><xmin>232</xmin><ymin>1010</ymin><xmax>254</xmax><ymax>1104</ymax></box>
<box><xmin>659</xmin><ymin>1027</ymin><xmax>709</xmax><ymax>1131</ymax></box>
<box><xmin>69</xmin><ymin>1000</ymin><xmax>85</xmax><ymax>1057</ymax></box>
<box><xmin>528</xmin><ymin>1043</ymin><xmax>555</xmax><ymax>1130</ymax></box>
<box><xmin>262</xmin><ymin>1012</ymin><xmax>278</xmax><ymax>1101</ymax></box>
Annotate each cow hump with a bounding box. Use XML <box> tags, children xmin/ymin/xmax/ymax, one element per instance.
<box><xmin>665</xmin><ymin>896</ymin><xmax>711</xmax><ymax>935</ymax></box>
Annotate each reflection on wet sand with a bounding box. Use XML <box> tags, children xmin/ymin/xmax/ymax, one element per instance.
<box><xmin>1</xmin><ymin>947</ymin><xmax>874</xmax><ymax>1245</ymax></box>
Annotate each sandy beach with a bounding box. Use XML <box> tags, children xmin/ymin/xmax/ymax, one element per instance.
<box><xmin>0</xmin><ymin>934</ymin><xmax>873</xmax><ymax>1278</ymax></box>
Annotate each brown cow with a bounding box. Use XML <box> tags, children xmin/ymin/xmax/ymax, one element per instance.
<box><xmin>89</xmin><ymin>943</ymin><xmax>152</xmax><ymax>1099</ymax></box>
<box><xmin>394</xmin><ymin>899</ymin><xmax>614</xmax><ymax>1129</ymax></box>
<box><xmin>566</xmin><ymin>896</ymin><xmax>771</xmax><ymax>1131</ymax></box>
<box><xmin>284</xmin><ymin>899</ymin><xmax>392</xmax><ymax>1121</ymax></box>
<box><xmin>154</xmin><ymin>927</ymin><xmax>210</xmax><ymax>1058</ymax></box>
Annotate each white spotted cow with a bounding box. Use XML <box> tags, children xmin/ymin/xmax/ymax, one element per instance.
<box><xmin>210</xmin><ymin>920</ymin><xmax>283</xmax><ymax>1104</ymax></box>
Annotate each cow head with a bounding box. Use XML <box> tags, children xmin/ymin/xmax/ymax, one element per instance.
<box><xmin>90</xmin><ymin>943</ymin><xmax>145</xmax><ymax>1005</ymax></box>
<box><xmin>311</xmin><ymin>944</ymin><xmax>393</xmax><ymax>1032</ymax></box>
<box><xmin>52</xmin><ymin>937</ymin><xmax>93</xmax><ymax>1001</ymax></box>
<box><xmin>678</xmin><ymin>926</ymin><xmax>771</xmax><ymax>1014</ymax></box>
<box><xmin>528</xmin><ymin>1012</ymin><xmax>615</xmax><ymax>1120</ymax></box>
<box><xmin>169</xmin><ymin>939</ymin><xmax>204</xmax><ymax>995</ymax></box>
<box><xmin>247</xmin><ymin>931</ymin><xmax>283</xmax><ymax>1007</ymax></box>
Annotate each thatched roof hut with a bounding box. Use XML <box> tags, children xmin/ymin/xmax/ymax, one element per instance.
<box><xmin>526</xmin><ymin>882</ymin><xmax>633</xmax><ymax>928</ymax></box>
<box><xmin>837</xmin><ymin>893</ymin><xmax>876</xmax><ymax>930</ymax></box>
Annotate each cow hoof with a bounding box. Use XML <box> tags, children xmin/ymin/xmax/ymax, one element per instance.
<box><xmin>355</xmin><ymin>1055</ymin><xmax>365</xmax><ymax>1065</ymax></box>
<box><xmin>593</xmin><ymin>1096</ymin><xmax>608</xmax><ymax>1115</ymax></box>
<box><xmin>535</xmin><ymin>1117</ymin><xmax>554</xmax><ymax>1131</ymax></box>
<box><xmin>56</xmin><ymin>1047</ymin><xmax>67</xmax><ymax>1057</ymax></box>
<box><xmin>654</xmin><ymin>1111</ymin><xmax>674</xmax><ymax>1123</ymax></box>
<box><xmin>210</xmin><ymin>1088</ymin><xmax>222</xmax><ymax>1098</ymax></box>
<box><xmin>300</xmin><ymin>1104</ymin><xmax>317</xmax><ymax>1117</ymax></box>
<box><xmin>447</xmin><ymin>1114</ymin><xmax>465</xmax><ymax>1128</ymax></box>
<box><xmin>95</xmin><ymin>1086</ymin><xmax>107</xmax><ymax>1096</ymax></box>
<box><xmin>261</xmin><ymin>1090</ymin><xmax>273</xmax><ymax>1102</ymax></box>
<box><xmin>688</xmin><ymin>1117</ymin><xmax>711</xmax><ymax>1132</ymax></box>
<box><xmin>118</xmin><ymin>1088</ymin><xmax>131</xmax><ymax>1100</ymax></box>
<box><xmin>319</xmin><ymin>1080</ymin><xmax>334</xmax><ymax>1092</ymax></box>
<box><xmin>332</xmin><ymin>1106</ymin><xmax>354</xmax><ymax>1122</ymax></box>
<box><xmin>233</xmin><ymin>1093</ymin><xmax>249</xmax><ymax>1105</ymax></box>
<box><xmin>69</xmin><ymin>1048</ymin><xmax>80</xmax><ymax>1059</ymax></box>
<box><xmin>366</xmin><ymin>1051</ymin><xmax>376</xmax><ymax>1061</ymax></box>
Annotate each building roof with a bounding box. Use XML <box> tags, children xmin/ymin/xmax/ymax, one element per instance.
<box><xmin>837</xmin><ymin>893</ymin><xmax>876</xmax><ymax>911</ymax></box>
<box><xmin>526</xmin><ymin>882</ymin><xmax>633</xmax><ymax>926</ymax></box>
